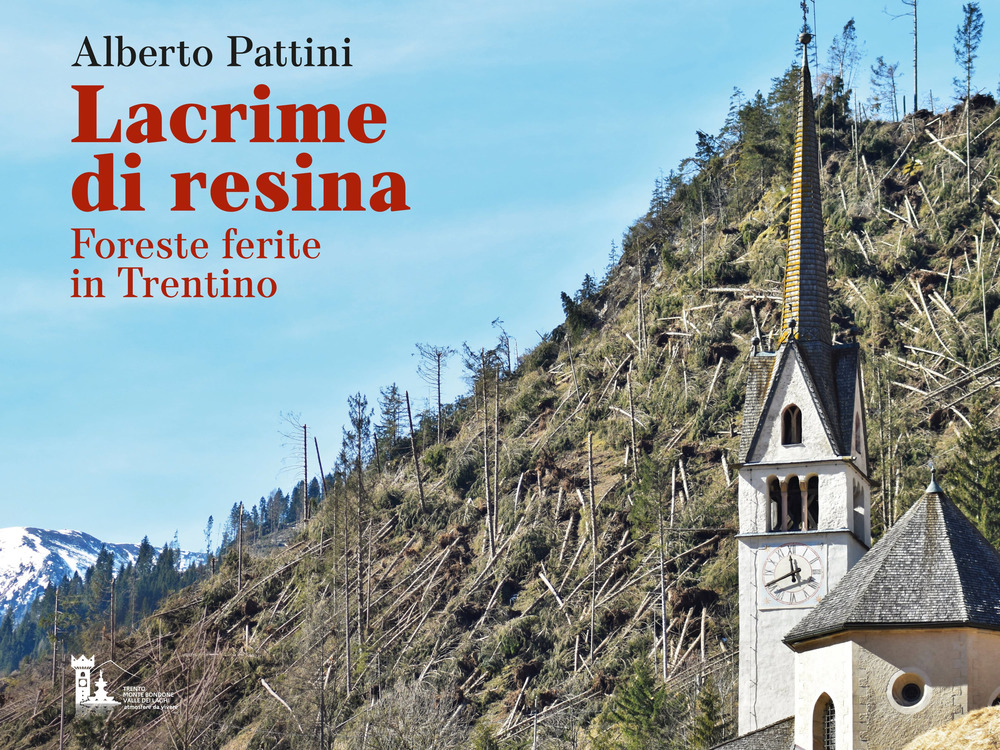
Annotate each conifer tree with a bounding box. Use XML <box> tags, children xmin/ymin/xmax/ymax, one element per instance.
<box><xmin>378</xmin><ymin>383</ymin><xmax>404</xmax><ymax>449</ymax></box>
<box><xmin>690</xmin><ymin>678</ymin><xmax>724</xmax><ymax>750</ymax></box>
<box><xmin>949</xmin><ymin>411</ymin><xmax>1000</xmax><ymax>547</ymax></box>
<box><xmin>870</xmin><ymin>57</ymin><xmax>901</xmax><ymax>120</ymax></box>
<box><xmin>608</xmin><ymin>659</ymin><xmax>666</xmax><ymax>748</ymax></box>
<box><xmin>954</xmin><ymin>2</ymin><xmax>984</xmax><ymax>201</ymax></box>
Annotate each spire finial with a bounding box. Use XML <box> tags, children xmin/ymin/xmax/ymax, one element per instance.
<box><xmin>926</xmin><ymin>461</ymin><xmax>943</xmax><ymax>494</ymax></box>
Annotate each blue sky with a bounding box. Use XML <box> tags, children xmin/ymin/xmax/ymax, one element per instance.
<box><xmin>1</xmin><ymin>0</ymin><xmax>997</xmax><ymax>552</ymax></box>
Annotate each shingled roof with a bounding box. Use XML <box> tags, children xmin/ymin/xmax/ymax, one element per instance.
<box><xmin>785</xmin><ymin>480</ymin><xmax>1000</xmax><ymax>646</ymax></box>
<box><xmin>710</xmin><ymin>717</ymin><xmax>794</xmax><ymax>750</ymax></box>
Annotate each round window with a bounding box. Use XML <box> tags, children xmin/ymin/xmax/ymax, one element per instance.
<box><xmin>899</xmin><ymin>682</ymin><xmax>922</xmax><ymax>705</ymax></box>
<box><xmin>889</xmin><ymin>672</ymin><xmax>928</xmax><ymax>711</ymax></box>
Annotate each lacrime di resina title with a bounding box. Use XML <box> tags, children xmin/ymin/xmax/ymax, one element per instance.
<box><xmin>69</xmin><ymin>35</ymin><xmax>409</xmax><ymax>300</ymax></box>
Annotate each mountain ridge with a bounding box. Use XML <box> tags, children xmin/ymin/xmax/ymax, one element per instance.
<box><xmin>0</xmin><ymin>526</ymin><xmax>204</xmax><ymax>621</ymax></box>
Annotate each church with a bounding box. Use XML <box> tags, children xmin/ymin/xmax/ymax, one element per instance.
<box><xmin>716</xmin><ymin>32</ymin><xmax>1000</xmax><ymax>750</ymax></box>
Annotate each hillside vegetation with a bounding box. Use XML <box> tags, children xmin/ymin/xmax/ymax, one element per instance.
<box><xmin>2</xmin><ymin>61</ymin><xmax>1000</xmax><ymax>749</ymax></box>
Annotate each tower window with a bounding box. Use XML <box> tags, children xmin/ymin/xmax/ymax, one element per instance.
<box><xmin>814</xmin><ymin>695</ymin><xmax>836</xmax><ymax>750</ymax></box>
<box><xmin>768</xmin><ymin>477</ymin><xmax>781</xmax><ymax>532</ymax></box>
<box><xmin>782</xmin><ymin>405</ymin><xmax>802</xmax><ymax>445</ymax></box>
<box><xmin>787</xmin><ymin>475</ymin><xmax>803</xmax><ymax>531</ymax></box>
<box><xmin>806</xmin><ymin>476</ymin><xmax>819</xmax><ymax>530</ymax></box>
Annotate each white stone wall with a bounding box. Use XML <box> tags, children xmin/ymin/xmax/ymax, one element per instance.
<box><xmin>749</xmin><ymin>352</ymin><xmax>835</xmax><ymax>465</ymax></box>
<box><xmin>737</xmin><ymin>531</ymin><xmax>867</xmax><ymax>734</ymax></box>
<box><xmin>793</xmin><ymin>638</ymin><xmax>854</xmax><ymax>749</ymax></box>
<box><xmin>791</xmin><ymin>628</ymin><xmax>1000</xmax><ymax>749</ymax></box>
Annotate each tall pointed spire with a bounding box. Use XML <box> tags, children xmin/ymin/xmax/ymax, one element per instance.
<box><xmin>778</xmin><ymin>32</ymin><xmax>831</xmax><ymax>348</ymax></box>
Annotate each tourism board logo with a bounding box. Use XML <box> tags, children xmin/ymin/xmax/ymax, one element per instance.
<box><xmin>69</xmin><ymin>654</ymin><xmax>177</xmax><ymax>714</ymax></box>
<box><xmin>71</xmin><ymin>655</ymin><xmax>120</xmax><ymax>714</ymax></box>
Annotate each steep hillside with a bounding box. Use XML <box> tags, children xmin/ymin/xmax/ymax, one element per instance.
<box><xmin>2</xmin><ymin>70</ymin><xmax>999</xmax><ymax>749</ymax></box>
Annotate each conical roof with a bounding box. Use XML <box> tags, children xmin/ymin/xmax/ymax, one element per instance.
<box><xmin>785</xmin><ymin>479</ymin><xmax>1000</xmax><ymax>646</ymax></box>
<box><xmin>778</xmin><ymin>33</ymin><xmax>831</xmax><ymax>349</ymax></box>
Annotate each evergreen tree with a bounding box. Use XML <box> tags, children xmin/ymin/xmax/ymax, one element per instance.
<box><xmin>690</xmin><ymin>678</ymin><xmax>724</xmax><ymax>750</ymax></box>
<box><xmin>204</xmin><ymin>514</ymin><xmax>214</xmax><ymax>556</ymax></box>
<box><xmin>870</xmin><ymin>57</ymin><xmax>901</xmax><ymax>120</ymax></box>
<box><xmin>953</xmin><ymin>2</ymin><xmax>984</xmax><ymax>102</ymax></box>
<box><xmin>954</xmin><ymin>2</ymin><xmax>984</xmax><ymax>201</ymax></box>
<box><xmin>378</xmin><ymin>383</ymin><xmax>404</xmax><ymax>452</ymax></box>
<box><xmin>0</xmin><ymin>612</ymin><xmax>14</xmax><ymax>672</ymax></box>
<box><xmin>607</xmin><ymin>659</ymin><xmax>666</xmax><ymax>748</ymax></box>
<box><xmin>949</xmin><ymin>412</ymin><xmax>1000</xmax><ymax>547</ymax></box>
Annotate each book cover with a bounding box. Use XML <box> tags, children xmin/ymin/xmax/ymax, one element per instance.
<box><xmin>2</xmin><ymin>1</ymin><xmax>999</xmax><ymax>747</ymax></box>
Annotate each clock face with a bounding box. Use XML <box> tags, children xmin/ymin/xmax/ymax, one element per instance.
<box><xmin>760</xmin><ymin>543</ymin><xmax>824</xmax><ymax>607</ymax></box>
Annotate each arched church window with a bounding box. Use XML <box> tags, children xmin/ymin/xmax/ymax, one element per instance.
<box><xmin>854</xmin><ymin>413</ymin><xmax>862</xmax><ymax>454</ymax></box>
<box><xmin>767</xmin><ymin>477</ymin><xmax>781</xmax><ymax>532</ymax></box>
<box><xmin>782</xmin><ymin>405</ymin><xmax>802</xmax><ymax>445</ymax></box>
<box><xmin>806</xmin><ymin>476</ymin><xmax>819</xmax><ymax>530</ymax></box>
<box><xmin>786</xmin><ymin>475</ymin><xmax>803</xmax><ymax>531</ymax></box>
<box><xmin>812</xmin><ymin>695</ymin><xmax>836</xmax><ymax>750</ymax></box>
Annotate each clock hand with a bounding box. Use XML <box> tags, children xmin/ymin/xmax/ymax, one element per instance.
<box><xmin>766</xmin><ymin>567</ymin><xmax>798</xmax><ymax>587</ymax></box>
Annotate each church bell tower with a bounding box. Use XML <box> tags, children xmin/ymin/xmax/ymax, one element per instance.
<box><xmin>735</xmin><ymin>32</ymin><xmax>871</xmax><ymax>735</ymax></box>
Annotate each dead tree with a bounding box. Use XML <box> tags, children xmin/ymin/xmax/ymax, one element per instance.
<box><xmin>405</xmin><ymin>391</ymin><xmax>426</xmax><ymax>512</ymax></box>
<box><xmin>415</xmin><ymin>343</ymin><xmax>456</xmax><ymax>443</ymax></box>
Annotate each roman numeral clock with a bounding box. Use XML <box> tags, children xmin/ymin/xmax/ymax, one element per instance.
<box><xmin>759</xmin><ymin>543</ymin><xmax>825</xmax><ymax>607</ymax></box>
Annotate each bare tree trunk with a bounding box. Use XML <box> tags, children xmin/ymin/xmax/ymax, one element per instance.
<box><xmin>51</xmin><ymin>588</ymin><xmax>57</xmax><ymax>686</ymax></box>
<box><xmin>237</xmin><ymin>502</ymin><xmax>243</xmax><ymax>593</ymax></box>
<box><xmin>670</xmin><ymin>465</ymin><xmax>677</xmax><ymax>528</ymax></box>
<box><xmin>627</xmin><ymin>364</ymin><xmax>639</xmax><ymax>480</ymax></box>
<box><xmin>566</xmin><ymin>337</ymin><xmax>580</xmax><ymax>400</ymax></box>
<box><xmin>365</xmin><ymin>517</ymin><xmax>372</xmax><ymax>634</ymax></box>
<box><xmin>303</xmin><ymin>424</ymin><xmax>309</xmax><ymax>521</ymax></box>
<box><xmin>436</xmin><ymin>351</ymin><xmax>443</xmax><ymax>443</ymax></box>
<box><xmin>405</xmin><ymin>391</ymin><xmax>426</xmax><ymax>512</ymax></box>
<box><xmin>658</xmin><ymin>506</ymin><xmax>668</xmax><ymax>681</ymax></box>
<box><xmin>966</xmin><ymin>98</ymin><xmax>973</xmax><ymax>203</ymax></box>
<box><xmin>588</xmin><ymin>432</ymin><xmax>597</xmax><ymax>657</ymax></box>
<box><xmin>59</xmin><ymin>653</ymin><xmax>65</xmax><ymax>750</ymax></box>
<box><xmin>481</xmin><ymin>351</ymin><xmax>495</xmax><ymax>556</ymax></box>
<box><xmin>344</xmin><ymin>483</ymin><xmax>352</xmax><ymax>694</ymax></box>
<box><xmin>314</xmin><ymin>437</ymin><xmax>326</xmax><ymax>500</ymax></box>
<box><xmin>356</xmin><ymin>419</ymin><xmax>365</xmax><ymax>643</ymax></box>
<box><xmin>912</xmin><ymin>0</ymin><xmax>918</xmax><ymax>119</ymax></box>
<box><xmin>700</xmin><ymin>190</ymin><xmax>706</xmax><ymax>287</ymax></box>
<box><xmin>494</xmin><ymin>376</ymin><xmax>500</xmax><ymax>539</ymax></box>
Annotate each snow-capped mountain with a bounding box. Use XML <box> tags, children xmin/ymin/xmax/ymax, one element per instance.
<box><xmin>0</xmin><ymin>527</ymin><xmax>204</xmax><ymax>621</ymax></box>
